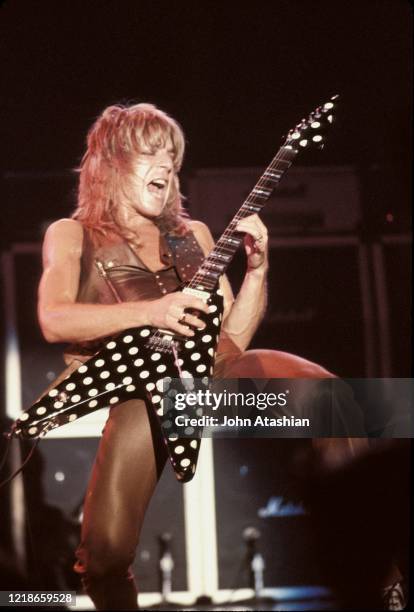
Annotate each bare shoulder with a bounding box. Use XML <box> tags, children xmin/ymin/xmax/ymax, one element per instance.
<box><xmin>43</xmin><ymin>218</ymin><xmax>84</xmax><ymax>262</ymax></box>
<box><xmin>188</xmin><ymin>219</ymin><xmax>212</xmax><ymax>235</ymax></box>
<box><xmin>45</xmin><ymin>218</ymin><xmax>83</xmax><ymax>240</ymax></box>
<box><xmin>188</xmin><ymin>219</ymin><xmax>215</xmax><ymax>253</ymax></box>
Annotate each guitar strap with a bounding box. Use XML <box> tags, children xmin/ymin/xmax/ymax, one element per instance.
<box><xmin>163</xmin><ymin>231</ymin><xmax>206</xmax><ymax>282</ymax></box>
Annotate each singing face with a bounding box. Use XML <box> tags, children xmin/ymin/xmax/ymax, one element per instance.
<box><xmin>128</xmin><ymin>143</ymin><xmax>175</xmax><ymax>219</ymax></box>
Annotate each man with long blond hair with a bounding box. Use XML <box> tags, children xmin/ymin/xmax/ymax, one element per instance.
<box><xmin>36</xmin><ymin>102</ymin><xmax>401</xmax><ymax>609</ymax></box>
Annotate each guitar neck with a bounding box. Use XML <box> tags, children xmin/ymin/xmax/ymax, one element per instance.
<box><xmin>188</xmin><ymin>143</ymin><xmax>299</xmax><ymax>292</ymax></box>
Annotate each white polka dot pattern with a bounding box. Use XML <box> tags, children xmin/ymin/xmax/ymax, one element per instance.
<box><xmin>16</xmin><ymin>287</ymin><xmax>225</xmax><ymax>485</ymax></box>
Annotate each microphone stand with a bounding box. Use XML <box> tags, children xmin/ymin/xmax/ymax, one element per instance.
<box><xmin>147</xmin><ymin>532</ymin><xmax>191</xmax><ymax>610</ymax></box>
<box><xmin>232</xmin><ymin>527</ymin><xmax>277</xmax><ymax>609</ymax></box>
<box><xmin>159</xmin><ymin>532</ymin><xmax>174</xmax><ymax>604</ymax></box>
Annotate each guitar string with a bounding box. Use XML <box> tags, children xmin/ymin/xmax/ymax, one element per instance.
<box><xmin>187</xmin><ymin>147</ymin><xmax>296</xmax><ymax>289</ymax></box>
<box><xmin>149</xmin><ymin>100</ymin><xmax>334</xmax><ymax>345</ymax></box>
<box><xmin>148</xmin><ymin>143</ymin><xmax>296</xmax><ymax>347</ymax></box>
<box><xmin>187</xmin><ymin>102</ymin><xmax>333</xmax><ymax>290</ymax></box>
<box><xmin>149</xmin><ymin>137</ymin><xmax>301</xmax><ymax>343</ymax></box>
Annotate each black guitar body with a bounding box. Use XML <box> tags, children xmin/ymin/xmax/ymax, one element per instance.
<box><xmin>11</xmin><ymin>95</ymin><xmax>339</xmax><ymax>482</ymax></box>
<box><xmin>14</xmin><ymin>288</ymin><xmax>224</xmax><ymax>482</ymax></box>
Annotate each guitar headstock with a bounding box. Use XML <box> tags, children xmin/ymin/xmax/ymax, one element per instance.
<box><xmin>285</xmin><ymin>94</ymin><xmax>339</xmax><ymax>150</ymax></box>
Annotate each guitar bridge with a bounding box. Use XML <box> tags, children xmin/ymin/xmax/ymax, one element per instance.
<box><xmin>145</xmin><ymin>330</ymin><xmax>178</xmax><ymax>353</ymax></box>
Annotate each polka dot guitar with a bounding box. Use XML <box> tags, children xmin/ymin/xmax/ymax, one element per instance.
<box><xmin>11</xmin><ymin>97</ymin><xmax>338</xmax><ymax>482</ymax></box>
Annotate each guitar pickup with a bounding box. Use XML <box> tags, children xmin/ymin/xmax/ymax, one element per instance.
<box><xmin>182</xmin><ymin>287</ymin><xmax>211</xmax><ymax>302</ymax></box>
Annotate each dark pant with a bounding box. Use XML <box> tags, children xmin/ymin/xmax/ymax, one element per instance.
<box><xmin>73</xmin><ymin>340</ymin><xmax>369</xmax><ymax>610</ymax></box>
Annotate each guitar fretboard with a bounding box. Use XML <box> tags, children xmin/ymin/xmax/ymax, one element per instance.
<box><xmin>189</xmin><ymin>144</ymin><xmax>298</xmax><ymax>291</ymax></box>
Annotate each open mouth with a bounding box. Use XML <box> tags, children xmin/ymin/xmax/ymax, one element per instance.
<box><xmin>147</xmin><ymin>178</ymin><xmax>168</xmax><ymax>196</ymax></box>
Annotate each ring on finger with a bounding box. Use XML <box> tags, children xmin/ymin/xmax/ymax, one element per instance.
<box><xmin>178</xmin><ymin>311</ymin><xmax>186</xmax><ymax>323</ymax></box>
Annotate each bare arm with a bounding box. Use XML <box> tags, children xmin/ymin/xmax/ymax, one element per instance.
<box><xmin>38</xmin><ymin>219</ymin><xmax>209</xmax><ymax>343</ymax></box>
<box><xmin>190</xmin><ymin>217</ymin><xmax>268</xmax><ymax>351</ymax></box>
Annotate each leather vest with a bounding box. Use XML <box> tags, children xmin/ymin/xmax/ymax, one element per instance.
<box><xmin>64</xmin><ymin>226</ymin><xmax>206</xmax><ymax>363</ymax></box>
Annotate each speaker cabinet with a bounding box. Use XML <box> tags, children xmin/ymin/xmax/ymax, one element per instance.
<box><xmin>226</xmin><ymin>237</ymin><xmax>371</xmax><ymax>377</ymax></box>
<box><xmin>373</xmin><ymin>236</ymin><xmax>411</xmax><ymax>377</ymax></box>
<box><xmin>188</xmin><ymin>166</ymin><xmax>361</xmax><ymax>236</ymax></box>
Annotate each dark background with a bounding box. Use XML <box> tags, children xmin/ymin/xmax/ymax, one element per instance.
<box><xmin>1</xmin><ymin>0</ymin><xmax>411</xmax><ymax>204</ymax></box>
